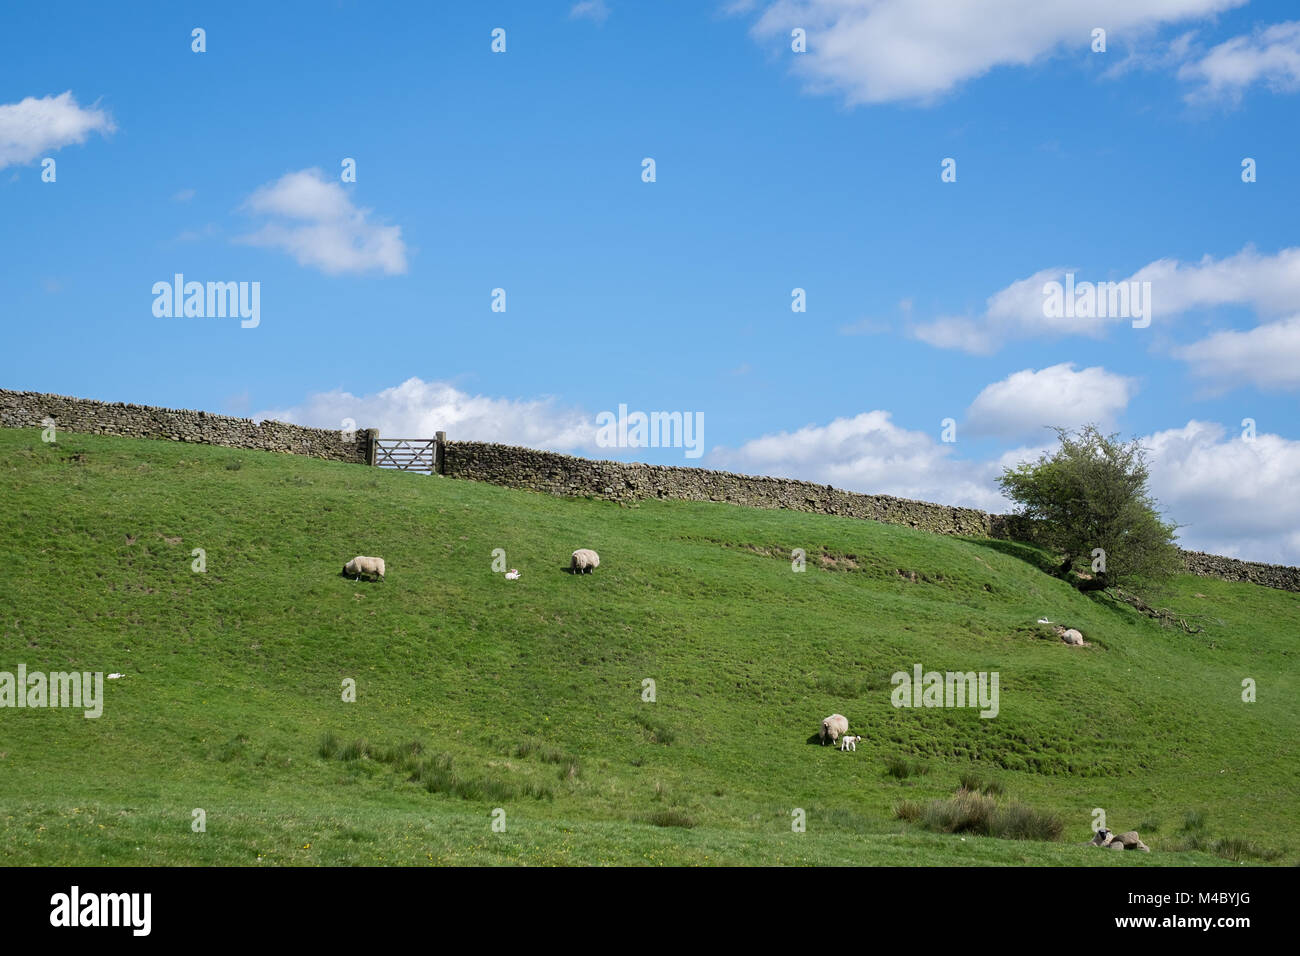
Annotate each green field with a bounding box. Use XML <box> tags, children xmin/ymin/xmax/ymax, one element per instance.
<box><xmin>1</xmin><ymin>428</ymin><xmax>1295</xmax><ymax>866</ymax></box>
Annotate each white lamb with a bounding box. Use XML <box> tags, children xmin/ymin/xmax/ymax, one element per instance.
<box><xmin>820</xmin><ymin>714</ymin><xmax>849</xmax><ymax>746</ymax></box>
<box><xmin>570</xmin><ymin>549</ymin><xmax>600</xmax><ymax>574</ymax></box>
<box><xmin>839</xmin><ymin>735</ymin><xmax>862</xmax><ymax>752</ymax></box>
<box><xmin>343</xmin><ymin>555</ymin><xmax>386</xmax><ymax>582</ymax></box>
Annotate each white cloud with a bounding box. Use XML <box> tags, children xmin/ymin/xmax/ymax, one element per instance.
<box><xmin>965</xmin><ymin>364</ymin><xmax>1137</xmax><ymax>439</ymax></box>
<box><xmin>1180</xmin><ymin>19</ymin><xmax>1300</xmax><ymax>101</ymax></box>
<box><xmin>254</xmin><ymin>377</ymin><xmax>596</xmax><ymax>452</ymax></box>
<box><xmin>1128</xmin><ymin>246</ymin><xmax>1300</xmax><ymax>316</ymax></box>
<box><xmin>1173</xmin><ymin>315</ymin><xmax>1300</xmax><ymax>391</ymax></box>
<box><xmin>172</xmin><ymin>188</ymin><xmax>196</xmax><ymax>202</ymax></box>
<box><xmin>0</xmin><ymin>91</ymin><xmax>114</xmax><ymax>169</ymax></box>
<box><xmin>570</xmin><ymin>1</ymin><xmax>609</xmax><ymax>23</ymax></box>
<box><xmin>709</xmin><ymin>410</ymin><xmax>1013</xmax><ymax>511</ymax></box>
<box><xmin>236</xmin><ymin>168</ymin><xmax>407</xmax><ymax>276</ymax></box>
<box><xmin>1145</xmin><ymin>421</ymin><xmax>1300</xmax><ymax>563</ymax></box>
<box><xmin>911</xmin><ymin>246</ymin><xmax>1300</xmax><ymax>355</ymax></box>
<box><xmin>742</xmin><ymin>0</ymin><xmax>1243</xmax><ymax>105</ymax></box>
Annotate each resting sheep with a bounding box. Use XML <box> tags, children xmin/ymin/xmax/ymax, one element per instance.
<box><xmin>343</xmin><ymin>555</ymin><xmax>385</xmax><ymax>582</ymax></box>
<box><xmin>1055</xmin><ymin>625</ymin><xmax>1086</xmax><ymax>646</ymax></box>
<box><xmin>820</xmin><ymin>714</ymin><xmax>849</xmax><ymax>746</ymax></box>
<box><xmin>839</xmin><ymin>734</ymin><xmax>862</xmax><ymax>752</ymax></box>
<box><xmin>570</xmin><ymin>549</ymin><xmax>600</xmax><ymax>574</ymax></box>
<box><xmin>1091</xmin><ymin>828</ymin><xmax>1150</xmax><ymax>852</ymax></box>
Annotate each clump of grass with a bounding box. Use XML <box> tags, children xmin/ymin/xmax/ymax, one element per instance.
<box><xmin>885</xmin><ymin>756</ymin><xmax>930</xmax><ymax>779</ymax></box>
<box><xmin>958</xmin><ymin>772</ymin><xmax>1004</xmax><ymax>796</ymax></box>
<box><xmin>633</xmin><ymin>712</ymin><xmax>675</xmax><ymax>745</ymax></box>
<box><xmin>894</xmin><ymin>800</ymin><xmax>923</xmax><ymax>823</ymax></box>
<box><xmin>373</xmin><ymin>740</ymin><xmax>423</xmax><ymax>764</ymax></box>
<box><xmin>922</xmin><ymin>789</ymin><xmax>996</xmax><ymax>834</ymax></box>
<box><xmin>1168</xmin><ymin>830</ymin><xmax>1282</xmax><ymax>861</ymax></box>
<box><xmin>523</xmin><ymin>781</ymin><xmax>555</xmax><ymax>800</ymax></box>
<box><xmin>338</xmin><ymin>738</ymin><xmax>372</xmax><ymax>761</ymax></box>
<box><xmin>1181</xmin><ymin>810</ymin><xmax>1208</xmax><ymax>833</ymax></box>
<box><xmin>513</xmin><ymin>739</ymin><xmax>577</xmax><ymax>766</ymax></box>
<box><xmin>224</xmin><ymin>459</ymin><xmax>242</xmax><ymax>471</ymax></box>
<box><xmin>1210</xmin><ymin>837</ymin><xmax>1282</xmax><ymax>862</ymax></box>
<box><xmin>993</xmin><ymin>803</ymin><xmax>1065</xmax><ymax>841</ymax></box>
<box><xmin>646</xmin><ymin>809</ymin><xmax>695</xmax><ymax>829</ymax></box>
<box><xmin>1138</xmin><ymin>818</ymin><xmax>1161</xmax><ymax>833</ymax></box>
<box><xmin>325</xmin><ymin>745</ymin><xmax>556</xmax><ymax>803</ymax></box>
<box><xmin>908</xmin><ymin>790</ymin><xmax>1063</xmax><ymax>841</ymax></box>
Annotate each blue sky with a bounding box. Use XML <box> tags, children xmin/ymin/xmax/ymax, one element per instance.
<box><xmin>3</xmin><ymin>0</ymin><xmax>1299</xmax><ymax>561</ymax></box>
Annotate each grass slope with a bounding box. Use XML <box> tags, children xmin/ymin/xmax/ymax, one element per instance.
<box><xmin>1</xmin><ymin>429</ymin><xmax>1296</xmax><ymax>866</ymax></box>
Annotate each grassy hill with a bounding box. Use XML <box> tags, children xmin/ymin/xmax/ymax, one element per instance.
<box><xmin>1</xmin><ymin>428</ymin><xmax>1296</xmax><ymax>866</ymax></box>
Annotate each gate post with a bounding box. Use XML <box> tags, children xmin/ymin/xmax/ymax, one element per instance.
<box><xmin>435</xmin><ymin>431</ymin><xmax>447</xmax><ymax>474</ymax></box>
<box><xmin>365</xmin><ymin>429</ymin><xmax>380</xmax><ymax>466</ymax></box>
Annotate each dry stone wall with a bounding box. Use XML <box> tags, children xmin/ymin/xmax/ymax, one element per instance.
<box><xmin>1179</xmin><ymin>549</ymin><xmax>1300</xmax><ymax>592</ymax></box>
<box><xmin>441</xmin><ymin>440</ymin><xmax>992</xmax><ymax>534</ymax></box>
<box><xmin>0</xmin><ymin>388</ymin><xmax>374</xmax><ymax>464</ymax></box>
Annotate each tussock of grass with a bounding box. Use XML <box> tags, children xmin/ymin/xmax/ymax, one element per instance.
<box><xmin>646</xmin><ymin>809</ymin><xmax>695</xmax><ymax>829</ymax></box>
<box><xmin>325</xmin><ymin>738</ymin><xmax>553</xmax><ymax>802</ymax></box>
<box><xmin>908</xmin><ymin>790</ymin><xmax>1063</xmax><ymax>842</ymax></box>
<box><xmin>957</xmin><ymin>772</ymin><xmax>1004</xmax><ymax>796</ymax></box>
<box><xmin>894</xmin><ymin>800</ymin><xmax>923</xmax><ymax>823</ymax></box>
<box><xmin>885</xmin><ymin>756</ymin><xmax>930</xmax><ymax>780</ymax></box>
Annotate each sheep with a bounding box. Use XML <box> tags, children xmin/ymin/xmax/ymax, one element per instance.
<box><xmin>1091</xmin><ymin>828</ymin><xmax>1150</xmax><ymax>851</ymax></box>
<box><xmin>343</xmin><ymin>555</ymin><xmax>385</xmax><ymax>582</ymax></box>
<box><xmin>570</xmin><ymin>549</ymin><xmax>600</xmax><ymax>574</ymax></box>
<box><xmin>1057</xmin><ymin>626</ymin><xmax>1085</xmax><ymax>646</ymax></box>
<box><xmin>819</xmin><ymin>714</ymin><xmax>849</xmax><ymax>746</ymax></box>
<box><xmin>839</xmin><ymin>734</ymin><xmax>862</xmax><ymax>752</ymax></box>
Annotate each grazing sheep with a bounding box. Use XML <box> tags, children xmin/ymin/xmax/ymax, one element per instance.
<box><xmin>820</xmin><ymin>714</ymin><xmax>849</xmax><ymax>746</ymax></box>
<box><xmin>570</xmin><ymin>549</ymin><xmax>600</xmax><ymax>574</ymax></box>
<box><xmin>343</xmin><ymin>555</ymin><xmax>386</xmax><ymax>582</ymax></box>
<box><xmin>839</xmin><ymin>734</ymin><xmax>862</xmax><ymax>752</ymax></box>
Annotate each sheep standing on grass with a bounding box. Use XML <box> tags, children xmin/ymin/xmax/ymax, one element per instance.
<box><xmin>343</xmin><ymin>556</ymin><xmax>386</xmax><ymax>582</ymax></box>
<box><xmin>570</xmin><ymin>549</ymin><xmax>600</xmax><ymax>574</ymax></box>
<box><xmin>839</xmin><ymin>734</ymin><xmax>862</xmax><ymax>752</ymax></box>
<box><xmin>820</xmin><ymin>714</ymin><xmax>849</xmax><ymax>746</ymax></box>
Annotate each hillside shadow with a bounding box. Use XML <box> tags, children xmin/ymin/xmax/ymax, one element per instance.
<box><xmin>960</xmin><ymin>537</ymin><xmax>1059</xmax><ymax>575</ymax></box>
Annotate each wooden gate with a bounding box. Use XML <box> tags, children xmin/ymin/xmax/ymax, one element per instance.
<box><xmin>374</xmin><ymin>438</ymin><xmax>438</xmax><ymax>473</ymax></box>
